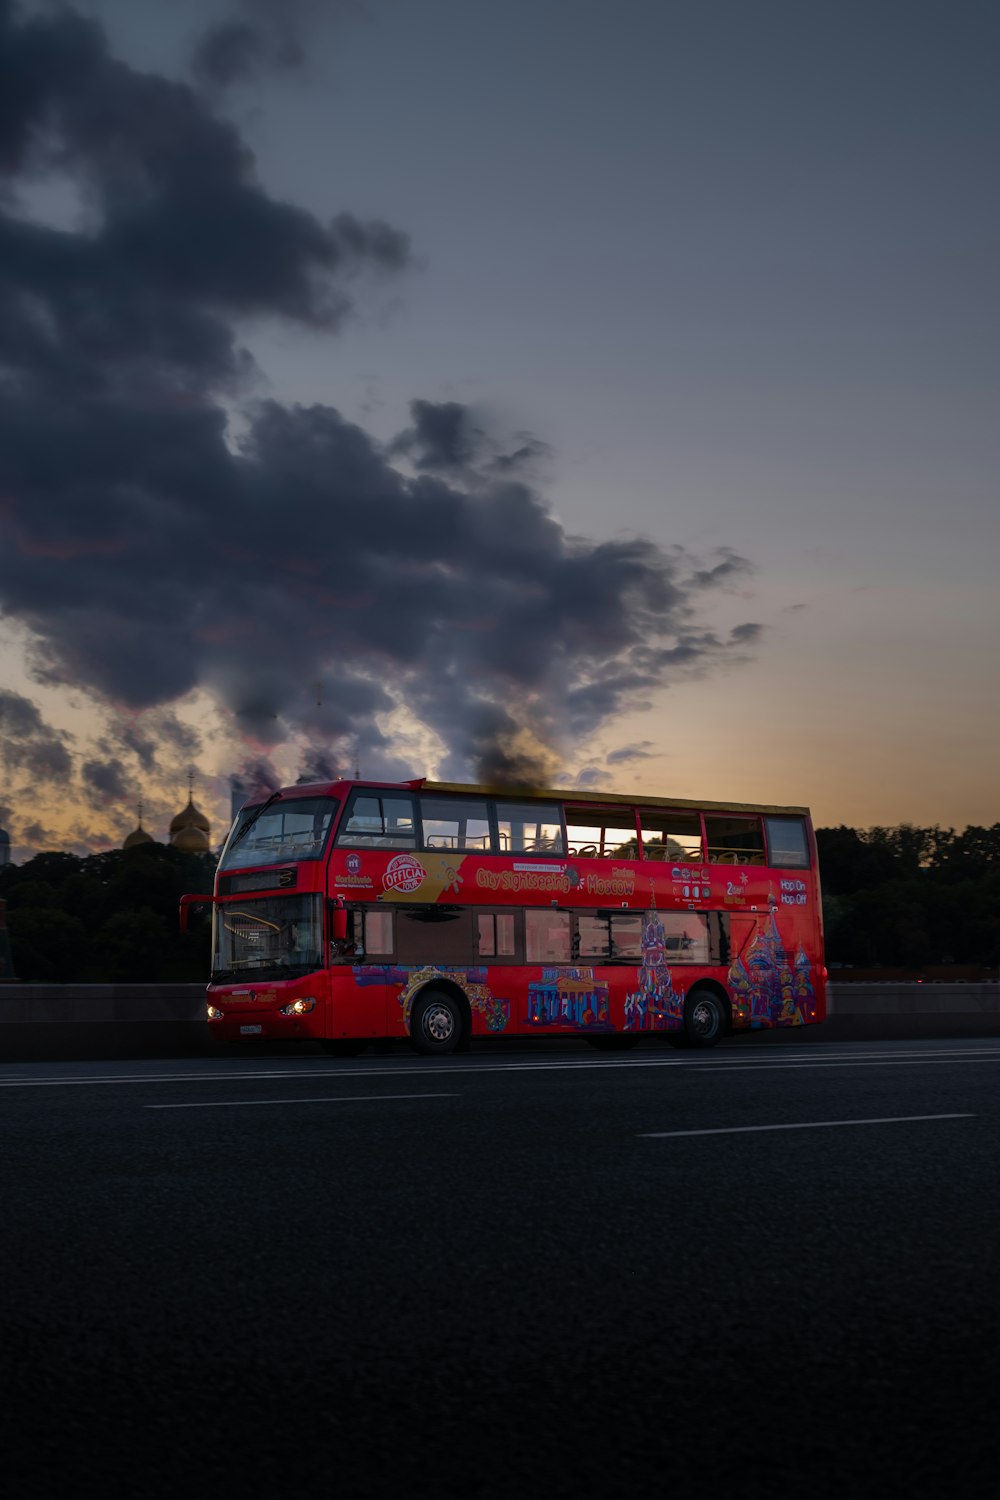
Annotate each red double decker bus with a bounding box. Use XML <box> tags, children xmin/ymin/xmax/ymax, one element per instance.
<box><xmin>183</xmin><ymin>779</ymin><xmax>826</xmax><ymax>1055</ymax></box>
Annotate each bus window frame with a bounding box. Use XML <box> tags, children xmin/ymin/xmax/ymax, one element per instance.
<box><xmin>475</xmin><ymin>910</ymin><xmax>522</xmax><ymax>963</ymax></box>
<box><xmin>493</xmin><ymin>800</ymin><xmax>568</xmax><ymax>858</ymax></box>
<box><xmin>703</xmin><ymin>812</ymin><xmax>768</xmax><ymax>866</ymax></box>
<box><xmin>417</xmin><ymin>793</ymin><xmax>494</xmax><ymax>855</ymax></box>
<box><xmin>335</xmin><ymin>789</ymin><xmax>418</xmax><ymax>849</ymax></box>
<box><xmin>763</xmin><ymin>815</ymin><xmax>811</xmax><ymax>870</ymax></box>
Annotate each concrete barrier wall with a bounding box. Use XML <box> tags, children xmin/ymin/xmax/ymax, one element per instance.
<box><xmin>0</xmin><ymin>982</ymin><xmax>998</xmax><ymax>1060</ymax></box>
<box><xmin>0</xmin><ymin>984</ymin><xmax>207</xmax><ymax>1023</ymax></box>
<box><xmin>831</xmin><ymin>983</ymin><xmax>1000</xmax><ymax>1014</ymax></box>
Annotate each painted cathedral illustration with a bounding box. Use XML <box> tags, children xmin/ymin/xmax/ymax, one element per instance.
<box><xmin>727</xmin><ymin>907</ymin><xmax>816</xmax><ymax>1027</ymax></box>
<box><xmin>623</xmin><ymin>904</ymin><xmax>817</xmax><ymax>1032</ymax></box>
<box><xmin>624</xmin><ymin>909</ymin><xmax>686</xmax><ymax>1031</ymax></box>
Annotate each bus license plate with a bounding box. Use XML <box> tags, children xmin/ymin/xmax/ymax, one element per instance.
<box><xmin>240</xmin><ymin>1024</ymin><xmax>262</xmax><ymax>1035</ymax></box>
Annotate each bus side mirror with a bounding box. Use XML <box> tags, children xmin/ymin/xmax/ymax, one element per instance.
<box><xmin>331</xmin><ymin>899</ymin><xmax>349</xmax><ymax>943</ymax></box>
<box><xmin>179</xmin><ymin>893</ymin><xmax>212</xmax><ymax>934</ymax></box>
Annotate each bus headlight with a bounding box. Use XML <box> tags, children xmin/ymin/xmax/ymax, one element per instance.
<box><xmin>279</xmin><ymin>997</ymin><xmax>317</xmax><ymax>1016</ymax></box>
<box><xmin>207</xmin><ymin>1005</ymin><xmax>224</xmax><ymax>1020</ymax></box>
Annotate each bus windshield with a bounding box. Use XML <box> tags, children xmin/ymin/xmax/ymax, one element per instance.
<box><xmin>219</xmin><ymin>797</ymin><xmax>338</xmax><ymax>870</ymax></box>
<box><xmin>212</xmin><ymin>893</ymin><xmax>324</xmax><ymax>982</ymax></box>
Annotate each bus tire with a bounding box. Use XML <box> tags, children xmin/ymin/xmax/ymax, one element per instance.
<box><xmin>320</xmin><ymin>1040</ymin><xmax>367</xmax><ymax>1057</ymax></box>
<box><xmin>683</xmin><ymin>987</ymin><xmax>726</xmax><ymax>1048</ymax></box>
<box><xmin>410</xmin><ymin>989</ymin><xmax>463</xmax><ymax>1056</ymax></box>
<box><xmin>586</xmin><ymin>1035</ymin><xmax>640</xmax><ymax>1051</ymax></box>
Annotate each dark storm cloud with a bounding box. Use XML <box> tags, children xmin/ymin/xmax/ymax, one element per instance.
<box><xmin>606</xmin><ymin>742</ymin><xmax>656</xmax><ymax>765</ymax></box>
<box><xmin>691</xmin><ymin>549</ymin><xmax>753</xmax><ymax>589</ymax></box>
<box><xmin>112</xmin><ymin>711</ymin><xmax>201</xmax><ymax>772</ymax></box>
<box><xmin>233</xmin><ymin>757</ymin><xmax>281</xmax><ymax>800</ymax></box>
<box><xmin>0</xmin><ymin>0</ymin><xmax>412</xmax><ymax>402</ymax></box>
<box><xmin>191</xmin><ymin>0</ymin><xmax>347</xmax><ymax>88</ymax></box>
<box><xmin>389</xmin><ymin>400</ymin><xmax>548</xmax><ymax>481</ymax></box>
<box><xmin>0</xmin><ymin>5</ymin><xmax>759</xmax><ymax>787</ymax></box>
<box><xmin>81</xmin><ymin>755</ymin><xmax>129</xmax><ymax>803</ymax></box>
<box><xmin>192</xmin><ymin>20</ymin><xmax>264</xmax><ymax>88</ymax></box>
<box><xmin>297</xmin><ymin>746</ymin><xmax>340</xmax><ymax>783</ymax></box>
<box><xmin>0</xmin><ymin>688</ymin><xmax>74</xmax><ymax>781</ymax></box>
<box><xmin>390</xmin><ymin>400</ymin><xmax>487</xmax><ymax>473</ymax></box>
<box><xmin>21</xmin><ymin>819</ymin><xmax>53</xmax><ymax>846</ymax></box>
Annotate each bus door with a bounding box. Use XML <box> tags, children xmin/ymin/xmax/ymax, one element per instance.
<box><xmin>327</xmin><ymin>903</ymin><xmax>390</xmax><ymax>1042</ymax></box>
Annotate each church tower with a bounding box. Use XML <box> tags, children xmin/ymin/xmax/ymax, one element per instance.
<box><xmin>170</xmin><ymin>774</ymin><xmax>211</xmax><ymax>853</ymax></box>
<box><xmin>123</xmin><ymin>801</ymin><xmax>154</xmax><ymax>851</ymax></box>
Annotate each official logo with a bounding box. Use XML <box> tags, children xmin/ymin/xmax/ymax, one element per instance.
<box><xmin>382</xmin><ymin>853</ymin><xmax>426</xmax><ymax>893</ymax></box>
<box><xmin>346</xmin><ymin>853</ymin><xmax>361</xmax><ymax>875</ymax></box>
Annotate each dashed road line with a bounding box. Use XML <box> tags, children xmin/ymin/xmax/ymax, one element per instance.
<box><xmin>146</xmin><ymin>1092</ymin><xmax>460</xmax><ymax>1110</ymax></box>
<box><xmin>638</xmin><ymin>1113</ymin><xmax>976</xmax><ymax>1138</ymax></box>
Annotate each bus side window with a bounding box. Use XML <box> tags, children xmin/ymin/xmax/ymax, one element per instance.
<box><xmin>420</xmin><ymin>797</ymin><xmax>492</xmax><ymax>853</ymax></box>
<box><xmin>524</xmin><ymin>909</ymin><xmax>571</xmax><ymax>962</ymax></box>
<box><xmin>639</xmin><ymin>810</ymin><xmax>703</xmax><ymax>863</ymax></box>
<box><xmin>477</xmin><ymin>912</ymin><xmax>516</xmax><ymax>959</ymax></box>
<box><xmin>704</xmin><ymin>816</ymin><xmax>766</xmax><ymax>865</ymax></box>
<box><xmin>495</xmin><ymin>803</ymin><xmax>566</xmax><ymax>856</ymax></box>
<box><xmin>764</xmin><ymin>816</ymin><xmax>810</xmax><ymax>868</ymax></box>
<box><xmin>337</xmin><ymin>793</ymin><xmax>417</xmax><ymax>848</ymax></box>
<box><xmin>363</xmin><ymin>909</ymin><xmax>394</xmax><ymax>955</ymax></box>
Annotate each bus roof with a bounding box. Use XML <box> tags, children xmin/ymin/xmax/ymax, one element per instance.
<box><xmin>264</xmin><ymin>778</ymin><xmax>810</xmax><ymax>819</ymax></box>
<box><xmin>420</xmin><ymin>781</ymin><xmax>810</xmax><ymax>818</ymax></box>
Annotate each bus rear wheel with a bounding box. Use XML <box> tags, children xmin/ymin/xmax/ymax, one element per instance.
<box><xmin>683</xmin><ymin>987</ymin><xmax>727</xmax><ymax>1048</ymax></box>
<box><xmin>410</xmin><ymin>989</ymin><xmax>463</xmax><ymax>1056</ymax></box>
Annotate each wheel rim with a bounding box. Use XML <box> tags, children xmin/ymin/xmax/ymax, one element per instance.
<box><xmin>691</xmin><ymin>997</ymin><xmax>719</xmax><ymax>1039</ymax></box>
<box><xmin>422</xmin><ymin>1003</ymin><xmax>455</xmax><ymax>1043</ymax></box>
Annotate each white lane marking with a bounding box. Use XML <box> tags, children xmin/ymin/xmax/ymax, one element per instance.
<box><xmin>2</xmin><ymin>1047</ymin><xmax>1000</xmax><ymax>1089</ymax></box>
<box><xmin>701</xmin><ymin>1057</ymin><xmax>1000</xmax><ymax>1073</ymax></box>
<box><xmin>146</xmin><ymin>1092</ymin><xmax>459</xmax><ymax>1110</ymax></box>
<box><xmin>638</xmin><ymin>1113</ymin><xmax>975</xmax><ymax>1138</ymax></box>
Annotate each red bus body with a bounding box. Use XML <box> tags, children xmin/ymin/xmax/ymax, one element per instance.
<box><xmin>190</xmin><ymin>779</ymin><xmax>826</xmax><ymax>1052</ymax></box>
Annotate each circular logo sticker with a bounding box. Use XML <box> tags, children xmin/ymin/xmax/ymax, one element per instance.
<box><xmin>346</xmin><ymin>853</ymin><xmax>361</xmax><ymax>875</ymax></box>
<box><xmin>382</xmin><ymin>853</ymin><xmax>426</xmax><ymax>893</ymax></box>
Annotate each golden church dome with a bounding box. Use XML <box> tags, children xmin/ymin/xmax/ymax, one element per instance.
<box><xmin>172</xmin><ymin>823</ymin><xmax>211</xmax><ymax>853</ymax></box>
<box><xmin>123</xmin><ymin>825</ymin><xmax>154</xmax><ymax>850</ymax></box>
<box><xmin>169</xmin><ymin>796</ymin><xmax>211</xmax><ymax>835</ymax></box>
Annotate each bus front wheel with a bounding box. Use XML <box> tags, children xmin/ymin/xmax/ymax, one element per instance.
<box><xmin>683</xmin><ymin>987</ymin><xmax>726</xmax><ymax>1048</ymax></box>
<box><xmin>410</xmin><ymin>989</ymin><xmax>463</xmax><ymax>1056</ymax></box>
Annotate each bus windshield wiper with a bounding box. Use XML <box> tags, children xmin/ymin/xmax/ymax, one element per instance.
<box><xmin>229</xmin><ymin>791</ymin><xmax>281</xmax><ymax>851</ymax></box>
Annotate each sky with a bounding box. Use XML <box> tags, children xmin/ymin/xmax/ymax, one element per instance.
<box><xmin>0</xmin><ymin>0</ymin><xmax>997</xmax><ymax>859</ymax></box>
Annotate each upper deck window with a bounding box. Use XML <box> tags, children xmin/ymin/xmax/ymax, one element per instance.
<box><xmin>704</xmin><ymin>815</ymin><xmax>766</xmax><ymax>865</ymax></box>
<box><xmin>420</xmin><ymin>796</ymin><xmax>492</xmax><ymax>852</ymax></box>
<box><xmin>765</xmin><ymin>816</ymin><xmax>810</xmax><ymax>869</ymax></box>
<box><xmin>219</xmin><ymin>797</ymin><xmax>337</xmax><ymax>870</ymax></box>
<box><xmin>639</xmin><ymin>810</ymin><xmax>703</xmax><ymax>863</ymax></box>
<box><xmin>336</xmin><ymin>792</ymin><xmax>417</xmax><ymax>849</ymax></box>
<box><xmin>565</xmin><ymin>806</ymin><xmax>639</xmax><ymax>859</ymax></box>
<box><xmin>495</xmin><ymin>802</ymin><xmax>566</xmax><ymax>856</ymax></box>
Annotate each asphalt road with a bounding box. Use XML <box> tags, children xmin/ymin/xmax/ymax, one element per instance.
<box><xmin>2</xmin><ymin>1036</ymin><xmax>998</xmax><ymax>1499</ymax></box>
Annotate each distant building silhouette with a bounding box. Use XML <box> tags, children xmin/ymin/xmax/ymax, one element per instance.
<box><xmin>0</xmin><ymin>825</ymin><xmax>10</xmax><ymax>869</ymax></box>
